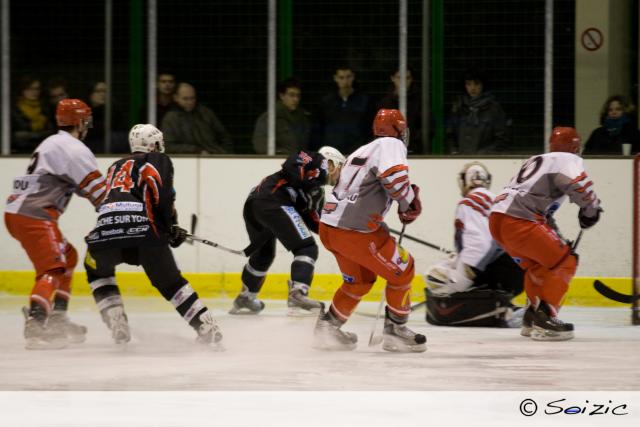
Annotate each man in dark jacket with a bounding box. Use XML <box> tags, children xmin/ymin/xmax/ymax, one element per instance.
<box><xmin>253</xmin><ymin>78</ymin><xmax>311</xmax><ymax>155</ymax></box>
<box><xmin>446</xmin><ymin>70</ymin><xmax>510</xmax><ymax>154</ymax></box>
<box><xmin>161</xmin><ymin>83</ymin><xmax>233</xmax><ymax>154</ymax></box>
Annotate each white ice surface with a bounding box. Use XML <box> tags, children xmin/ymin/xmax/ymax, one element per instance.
<box><xmin>0</xmin><ymin>296</ymin><xmax>639</xmax><ymax>391</ymax></box>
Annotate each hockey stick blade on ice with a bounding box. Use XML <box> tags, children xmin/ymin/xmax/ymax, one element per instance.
<box><xmin>593</xmin><ymin>280</ymin><xmax>638</xmax><ymax>304</ymax></box>
<box><xmin>388</xmin><ymin>228</ymin><xmax>452</xmax><ymax>254</ymax></box>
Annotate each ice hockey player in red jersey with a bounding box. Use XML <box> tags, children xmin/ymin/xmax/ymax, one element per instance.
<box><xmin>84</xmin><ymin>124</ymin><xmax>222</xmax><ymax>346</ymax></box>
<box><xmin>313</xmin><ymin>108</ymin><xmax>426</xmax><ymax>352</ymax></box>
<box><xmin>424</xmin><ymin>161</ymin><xmax>524</xmax><ymax>327</ymax></box>
<box><xmin>489</xmin><ymin>127</ymin><xmax>603</xmax><ymax>341</ymax></box>
<box><xmin>5</xmin><ymin>99</ymin><xmax>106</xmax><ymax>350</ymax></box>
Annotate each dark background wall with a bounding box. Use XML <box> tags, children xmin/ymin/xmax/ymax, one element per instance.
<box><xmin>8</xmin><ymin>0</ymin><xmax>578</xmax><ymax>154</ymax></box>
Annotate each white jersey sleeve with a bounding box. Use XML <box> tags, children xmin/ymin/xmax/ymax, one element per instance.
<box><xmin>320</xmin><ymin>136</ymin><xmax>415</xmax><ymax>232</ymax></box>
<box><xmin>455</xmin><ymin>187</ymin><xmax>502</xmax><ymax>271</ymax></box>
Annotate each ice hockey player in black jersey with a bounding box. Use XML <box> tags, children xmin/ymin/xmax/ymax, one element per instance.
<box><xmin>229</xmin><ymin>149</ymin><xmax>333</xmax><ymax>315</ymax></box>
<box><xmin>84</xmin><ymin>124</ymin><xmax>222</xmax><ymax>345</ymax></box>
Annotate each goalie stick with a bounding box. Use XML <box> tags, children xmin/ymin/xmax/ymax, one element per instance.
<box><xmin>593</xmin><ymin>280</ymin><xmax>639</xmax><ymax>304</ymax></box>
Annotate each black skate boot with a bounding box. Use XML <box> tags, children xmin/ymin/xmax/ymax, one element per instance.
<box><xmin>530</xmin><ymin>301</ymin><xmax>574</xmax><ymax>341</ymax></box>
<box><xmin>287</xmin><ymin>281</ymin><xmax>324</xmax><ymax>316</ymax></box>
<box><xmin>312</xmin><ymin>306</ymin><xmax>357</xmax><ymax>351</ymax></box>
<box><xmin>195</xmin><ymin>311</ymin><xmax>223</xmax><ymax>347</ymax></box>
<box><xmin>519</xmin><ymin>304</ymin><xmax>536</xmax><ymax>337</ymax></box>
<box><xmin>382</xmin><ymin>307</ymin><xmax>427</xmax><ymax>353</ymax></box>
<box><xmin>229</xmin><ymin>285</ymin><xmax>265</xmax><ymax>315</ymax></box>
<box><xmin>22</xmin><ymin>306</ymin><xmax>68</xmax><ymax>350</ymax></box>
<box><xmin>101</xmin><ymin>305</ymin><xmax>131</xmax><ymax>344</ymax></box>
<box><xmin>48</xmin><ymin>310</ymin><xmax>87</xmax><ymax>343</ymax></box>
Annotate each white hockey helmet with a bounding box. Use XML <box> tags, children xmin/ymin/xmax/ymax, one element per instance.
<box><xmin>129</xmin><ymin>124</ymin><xmax>165</xmax><ymax>153</ymax></box>
<box><xmin>458</xmin><ymin>161</ymin><xmax>491</xmax><ymax>196</ymax></box>
<box><xmin>318</xmin><ymin>146</ymin><xmax>346</xmax><ymax>167</ymax></box>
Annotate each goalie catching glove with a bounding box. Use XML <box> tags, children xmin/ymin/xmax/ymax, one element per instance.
<box><xmin>169</xmin><ymin>225</ymin><xmax>188</xmax><ymax>248</ymax></box>
<box><xmin>398</xmin><ymin>184</ymin><xmax>422</xmax><ymax>224</ymax></box>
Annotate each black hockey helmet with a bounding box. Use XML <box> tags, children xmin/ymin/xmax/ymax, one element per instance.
<box><xmin>281</xmin><ymin>150</ymin><xmax>328</xmax><ymax>190</ymax></box>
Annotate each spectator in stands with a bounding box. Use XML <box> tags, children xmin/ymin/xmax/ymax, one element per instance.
<box><xmin>11</xmin><ymin>75</ymin><xmax>54</xmax><ymax>153</ymax></box>
<box><xmin>315</xmin><ymin>64</ymin><xmax>371</xmax><ymax>155</ymax></box>
<box><xmin>84</xmin><ymin>81</ymin><xmax>128</xmax><ymax>154</ymax></box>
<box><xmin>378</xmin><ymin>67</ymin><xmax>424</xmax><ymax>154</ymax></box>
<box><xmin>446</xmin><ymin>69</ymin><xmax>509</xmax><ymax>154</ymax></box>
<box><xmin>583</xmin><ymin>95</ymin><xmax>640</xmax><ymax>155</ymax></box>
<box><xmin>161</xmin><ymin>82</ymin><xmax>233</xmax><ymax>154</ymax></box>
<box><xmin>154</xmin><ymin>72</ymin><xmax>177</xmax><ymax>125</ymax></box>
<box><xmin>252</xmin><ymin>77</ymin><xmax>311</xmax><ymax>155</ymax></box>
<box><xmin>46</xmin><ymin>78</ymin><xmax>70</xmax><ymax>128</ymax></box>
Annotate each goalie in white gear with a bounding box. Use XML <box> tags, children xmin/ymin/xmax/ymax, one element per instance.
<box><xmin>424</xmin><ymin>161</ymin><xmax>524</xmax><ymax>327</ymax></box>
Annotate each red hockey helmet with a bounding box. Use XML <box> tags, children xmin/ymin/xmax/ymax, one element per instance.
<box><xmin>549</xmin><ymin>127</ymin><xmax>581</xmax><ymax>154</ymax></box>
<box><xmin>373</xmin><ymin>109</ymin><xmax>408</xmax><ymax>142</ymax></box>
<box><xmin>56</xmin><ymin>99</ymin><xmax>92</xmax><ymax>127</ymax></box>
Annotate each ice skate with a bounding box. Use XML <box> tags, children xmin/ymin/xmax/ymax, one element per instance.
<box><xmin>382</xmin><ymin>308</ymin><xmax>426</xmax><ymax>353</ymax></box>
<box><xmin>102</xmin><ymin>305</ymin><xmax>131</xmax><ymax>345</ymax></box>
<box><xmin>196</xmin><ymin>311</ymin><xmax>224</xmax><ymax>349</ymax></box>
<box><xmin>520</xmin><ymin>304</ymin><xmax>536</xmax><ymax>337</ymax></box>
<box><xmin>229</xmin><ymin>286</ymin><xmax>265</xmax><ymax>315</ymax></box>
<box><xmin>530</xmin><ymin>301</ymin><xmax>574</xmax><ymax>341</ymax></box>
<box><xmin>287</xmin><ymin>281</ymin><xmax>324</xmax><ymax>316</ymax></box>
<box><xmin>312</xmin><ymin>306</ymin><xmax>357</xmax><ymax>351</ymax></box>
<box><xmin>22</xmin><ymin>307</ymin><xmax>67</xmax><ymax>350</ymax></box>
<box><xmin>48</xmin><ymin>310</ymin><xmax>87</xmax><ymax>343</ymax></box>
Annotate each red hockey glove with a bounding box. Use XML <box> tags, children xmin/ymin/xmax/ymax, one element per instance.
<box><xmin>398</xmin><ymin>184</ymin><xmax>422</xmax><ymax>224</ymax></box>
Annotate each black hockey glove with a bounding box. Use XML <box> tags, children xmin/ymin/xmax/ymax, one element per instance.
<box><xmin>169</xmin><ymin>225</ymin><xmax>188</xmax><ymax>248</ymax></box>
<box><xmin>578</xmin><ymin>206</ymin><xmax>602</xmax><ymax>229</ymax></box>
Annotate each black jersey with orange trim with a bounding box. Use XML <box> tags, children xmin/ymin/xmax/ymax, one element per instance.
<box><xmin>247</xmin><ymin>150</ymin><xmax>327</xmax><ymax>233</ymax></box>
<box><xmin>86</xmin><ymin>152</ymin><xmax>175</xmax><ymax>249</ymax></box>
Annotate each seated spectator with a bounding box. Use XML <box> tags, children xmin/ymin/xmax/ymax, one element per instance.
<box><xmin>11</xmin><ymin>75</ymin><xmax>54</xmax><ymax>153</ymax></box>
<box><xmin>155</xmin><ymin>72</ymin><xmax>177</xmax><ymax>125</ymax></box>
<box><xmin>377</xmin><ymin>67</ymin><xmax>423</xmax><ymax>154</ymax></box>
<box><xmin>46</xmin><ymin>77</ymin><xmax>69</xmax><ymax>125</ymax></box>
<box><xmin>583</xmin><ymin>95</ymin><xmax>640</xmax><ymax>155</ymax></box>
<box><xmin>83</xmin><ymin>81</ymin><xmax>128</xmax><ymax>154</ymax></box>
<box><xmin>161</xmin><ymin>82</ymin><xmax>233</xmax><ymax>154</ymax></box>
<box><xmin>252</xmin><ymin>77</ymin><xmax>311</xmax><ymax>155</ymax></box>
<box><xmin>446</xmin><ymin>69</ymin><xmax>509</xmax><ymax>154</ymax></box>
<box><xmin>315</xmin><ymin>64</ymin><xmax>371</xmax><ymax>155</ymax></box>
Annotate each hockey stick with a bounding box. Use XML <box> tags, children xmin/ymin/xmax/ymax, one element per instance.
<box><xmin>186</xmin><ymin>213</ymin><xmax>198</xmax><ymax>245</ymax></box>
<box><xmin>593</xmin><ymin>280</ymin><xmax>639</xmax><ymax>304</ymax></box>
<box><xmin>186</xmin><ymin>233</ymin><xmax>246</xmax><ymax>256</ymax></box>
<box><xmin>186</xmin><ymin>233</ymin><xmax>269</xmax><ymax>257</ymax></box>
<box><xmin>356</xmin><ymin>300</ymin><xmax>425</xmax><ymax>318</ymax></box>
<box><xmin>389</xmin><ymin>228</ymin><xmax>452</xmax><ymax>254</ymax></box>
<box><xmin>368</xmin><ymin>224</ymin><xmax>406</xmax><ymax>347</ymax></box>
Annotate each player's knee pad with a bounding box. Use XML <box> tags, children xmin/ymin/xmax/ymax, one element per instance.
<box><xmin>426</xmin><ymin>288</ymin><xmax>514</xmax><ymax>327</ymax></box>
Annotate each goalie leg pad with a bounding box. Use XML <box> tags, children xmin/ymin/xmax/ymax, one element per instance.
<box><xmin>425</xmin><ymin>288</ymin><xmax>514</xmax><ymax>327</ymax></box>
